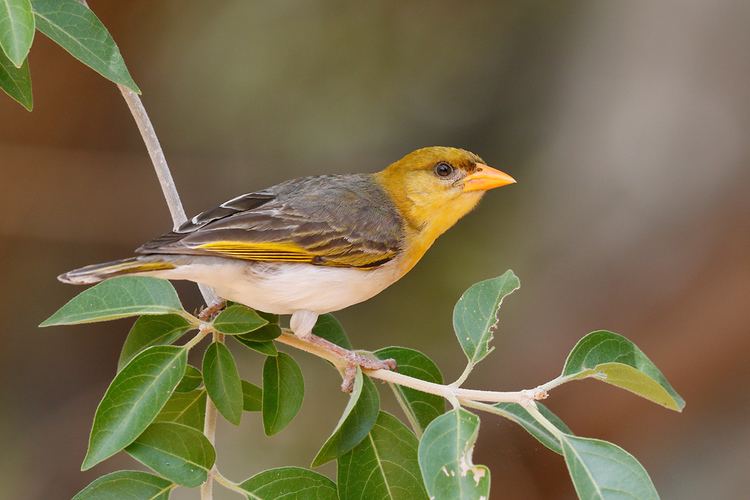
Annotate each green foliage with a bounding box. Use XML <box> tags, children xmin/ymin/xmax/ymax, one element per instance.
<box><xmin>239</xmin><ymin>467</ymin><xmax>338</xmax><ymax>499</ymax></box>
<box><xmin>156</xmin><ymin>389</ymin><xmax>206</xmax><ymax>431</ymax></box>
<box><xmin>82</xmin><ymin>345</ymin><xmax>187</xmax><ymax>470</ymax></box>
<box><xmin>40</xmin><ymin>276</ymin><xmax>185</xmax><ymax>326</ymax></box>
<box><xmin>338</xmin><ymin>411</ymin><xmax>427</xmax><ymax>500</ymax></box>
<box><xmin>31</xmin><ymin>0</ymin><xmax>139</xmax><ymax>92</ymax></box>
<box><xmin>203</xmin><ymin>341</ymin><xmax>244</xmax><ymax>425</ymax></box>
<box><xmin>72</xmin><ymin>470</ymin><xmax>173</xmax><ymax>500</ymax></box>
<box><xmin>453</xmin><ymin>270</ymin><xmax>519</xmax><ymax>367</ymax></box>
<box><xmin>0</xmin><ymin>0</ymin><xmax>34</xmax><ymax>67</ymax></box>
<box><xmin>242</xmin><ymin>380</ymin><xmax>262</xmax><ymax>411</ymax></box>
<box><xmin>561</xmin><ymin>434</ymin><xmax>658</xmax><ymax>499</ymax></box>
<box><xmin>213</xmin><ymin>304</ymin><xmax>268</xmax><ymax>335</ymax></box>
<box><xmin>376</xmin><ymin>346</ymin><xmax>444</xmax><ymax>436</ymax></box>
<box><xmin>418</xmin><ymin>408</ymin><xmax>490</xmax><ymax>499</ymax></box>
<box><xmin>0</xmin><ymin>50</ymin><xmax>31</xmax><ymax>109</ymax></box>
<box><xmin>125</xmin><ymin>422</ymin><xmax>216</xmax><ymax>487</ymax></box>
<box><xmin>40</xmin><ymin>250</ymin><xmax>682</xmax><ymax>499</ymax></box>
<box><xmin>262</xmin><ymin>352</ymin><xmax>304</xmax><ymax>435</ymax></box>
<box><xmin>118</xmin><ymin>314</ymin><xmax>193</xmax><ymax>370</ymax></box>
<box><xmin>562</xmin><ymin>330</ymin><xmax>685</xmax><ymax>411</ymax></box>
<box><xmin>493</xmin><ymin>402</ymin><xmax>571</xmax><ymax>454</ymax></box>
<box><xmin>312</xmin><ymin>368</ymin><xmax>380</xmax><ymax>466</ymax></box>
<box><xmin>175</xmin><ymin>365</ymin><xmax>203</xmax><ymax>392</ymax></box>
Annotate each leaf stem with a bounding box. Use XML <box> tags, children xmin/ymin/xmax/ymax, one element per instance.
<box><xmin>212</xmin><ymin>469</ymin><xmax>247</xmax><ymax>497</ymax></box>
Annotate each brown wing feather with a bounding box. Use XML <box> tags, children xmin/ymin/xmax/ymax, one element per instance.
<box><xmin>137</xmin><ymin>174</ymin><xmax>404</xmax><ymax>269</ymax></box>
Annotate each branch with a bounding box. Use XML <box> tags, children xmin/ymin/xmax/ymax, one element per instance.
<box><xmin>275</xmin><ymin>331</ymin><xmax>550</xmax><ymax>406</ymax></box>
<box><xmin>114</xmin><ymin>85</ymin><xmax>220</xmax><ymax>499</ymax></box>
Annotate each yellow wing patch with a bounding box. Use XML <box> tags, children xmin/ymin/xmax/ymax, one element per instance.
<box><xmin>196</xmin><ymin>241</ymin><xmax>317</xmax><ymax>263</ymax></box>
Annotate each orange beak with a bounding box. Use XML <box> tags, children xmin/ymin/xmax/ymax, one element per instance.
<box><xmin>461</xmin><ymin>163</ymin><xmax>516</xmax><ymax>192</ymax></box>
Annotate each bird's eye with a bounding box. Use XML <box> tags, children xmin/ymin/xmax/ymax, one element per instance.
<box><xmin>434</xmin><ymin>162</ymin><xmax>454</xmax><ymax>178</ymax></box>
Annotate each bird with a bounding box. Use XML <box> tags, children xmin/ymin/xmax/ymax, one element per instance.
<box><xmin>59</xmin><ymin>146</ymin><xmax>515</xmax><ymax>386</ymax></box>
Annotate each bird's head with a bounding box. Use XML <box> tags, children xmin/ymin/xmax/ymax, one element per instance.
<box><xmin>375</xmin><ymin>146</ymin><xmax>515</xmax><ymax>236</ymax></box>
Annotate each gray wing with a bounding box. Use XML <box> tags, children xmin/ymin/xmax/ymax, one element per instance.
<box><xmin>137</xmin><ymin>174</ymin><xmax>404</xmax><ymax>268</ymax></box>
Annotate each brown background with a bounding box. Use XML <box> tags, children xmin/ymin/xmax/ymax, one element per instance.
<box><xmin>1</xmin><ymin>1</ymin><xmax>748</xmax><ymax>498</ymax></box>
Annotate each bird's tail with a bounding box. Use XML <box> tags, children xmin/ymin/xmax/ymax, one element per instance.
<box><xmin>58</xmin><ymin>256</ymin><xmax>176</xmax><ymax>285</ymax></box>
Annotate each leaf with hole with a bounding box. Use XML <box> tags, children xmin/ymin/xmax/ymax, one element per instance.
<box><xmin>561</xmin><ymin>433</ymin><xmax>658</xmax><ymax>500</ymax></box>
<box><xmin>453</xmin><ymin>270</ymin><xmax>519</xmax><ymax>366</ymax></box>
<box><xmin>418</xmin><ymin>408</ymin><xmax>490</xmax><ymax>499</ymax></box>
<box><xmin>0</xmin><ymin>0</ymin><xmax>34</xmax><ymax>67</ymax></box>
<box><xmin>262</xmin><ymin>352</ymin><xmax>304</xmax><ymax>435</ymax></box>
<box><xmin>125</xmin><ymin>422</ymin><xmax>215</xmax><ymax>487</ymax></box>
<box><xmin>213</xmin><ymin>304</ymin><xmax>268</xmax><ymax>335</ymax></box>
<box><xmin>203</xmin><ymin>342</ymin><xmax>243</xmax><ymax>425</ymax></box>
<box><xmin>41</xmin><ymin>277</ymin><xmax>185</xmax><ymax>326</ymax></box>
<box><xmin>72</xmin><ymin>470</ymin><xmax>173</xmax><ymax>500</ymax></box>
<box><xmin>338</xmin><ymin>411</ymin><xmax>427</xmax><ymax>500</ymax></box>
<box><xmin>562</xmin><ymin>330</ymin><xmax>685</xmax><ymax>411</ymax></box>
<box><xmin>31</xmin><ymin>0</ymin><xmax>140</xmax><ymax>92</ymax></box>
<box><xmin>82</xmin><ymin>345</ymin><xmax>187</xmax><ymax>470</ymax></box>
<box><xmin>239</xmin><ymin>467</ymin><xmax>337</xmax><ymax>500</ymax></box>
<box><xmin>0</xmin><ymin>50</ymin><xmax>31</xmax><ymax>110</ymax></box>
<box><xmin>233</xmin><ymin>336</ymin><xmax>278</xmax><ymax>356</ymax></box>
<box><xmin>312</xmin><ymin>368</ymin><xmax>379</xmax><ymax>466</ymax></box>
<box><xmin>156</xmin><ymin>389</ymin><xmax>206</xmax><ymax>431</ymax></box>
<box><xmin>376</xmin><ymin>346</ymin><xmax>444</xmax><ymax>436</ymax></box>
<box><xmin>118</xmin><ymin>314</ymin><xmax>193</xmax><ymax>371</ymax></box>
<box><xmin>242</xmin><ymin>380</ymin><xmax>262</xmax><ymax>412</ymax></box>
<box><xmin>175</xmin><ymin>365</ymin><xmax>202</xmax><ymax>393</ymax></box>
<box><xmin>493</xmin><ymin>402</ymin><xmax>571</xmax><ymax>454</ymax></box>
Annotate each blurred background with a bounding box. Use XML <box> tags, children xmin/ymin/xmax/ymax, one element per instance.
<box><xmin>1</xmin><ymin>0</ymin><xmax>748</xmax><ymax>498</ymax></box>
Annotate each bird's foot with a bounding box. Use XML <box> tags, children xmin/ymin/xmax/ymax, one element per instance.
<box><xmin>302</xmin><ymin>333</ymin><xmax>397</xmax><ymax>392</ymax></box>
<box><xmin>198</xmin><ymin>299</ymin><xmax>227</xmax><ymax>322</ymax></box>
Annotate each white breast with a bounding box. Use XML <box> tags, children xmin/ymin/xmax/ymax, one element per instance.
<box><xmin>157</xmin><ymin>257</ymin><xmax>402</xmax><ymax>315</ymax></box>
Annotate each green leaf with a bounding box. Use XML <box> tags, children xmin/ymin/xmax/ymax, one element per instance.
<box><xmin>239</xmin><ymin>467</ymin><xmax>337</xmax><ymax>500</ymax></box>
<box><xmin>453</xmin><ymin>270</ymin><xmax>520</xmax><ymax>366</ymax></box>
<box><xmin>312</xmin><ymin>369</ymin><xmax>380</xmax><ymax>466</ymax></box>
<box><xmin>233</xmin><ymin>336</ymin><xmax>278</xmax><ymax>356</ymax></box>
<box><xmin>82</xmin><ymin>345</ymin><xmax>187</xmax><ymax>470</ymax></box>
<box><xmin>203</xmin><ymin>342</ymin><xmax>243</xmax><ymax>425</ymax></box>
<box><xmin>262</xmin><ymin>352</ymin><xmax>304</xmax><ymax>435</ymax></box>
<box><xmin>175</xmin><ymin>365</ymin><xmax>202</xmax><ymax>392</ymax></box>
<box><xmin>375</xmin><ymin>346</ymin><xmax>444</xmax><ymax>436</ymax></box>
<box><xmin>338</xmin><ymin>411</ymin><xmax>427</xmax><ymax>500</ymax></box>
<box><xmin>41</xmin><ymin>277</ymin><xmax>185</xmax><ymax>327</ymax></box>
<box><xmin>562</xmin><ymin>330</ymin><xmax>685</xmax><ymax>411</ymax></box>
<box><xmin>31</xmin><ymin>0</ymin><xmax>139</xmax><ymax>92</ymax></box>
<box><xmin>0</xmin><ymin>49</ymin><xmax>31</xmax><ymax>110</ymax></box>
<box><xmin>493</xmin><ymin>402</ymin><xmax>572</xmax><ymax>454</ymax></box>
<box><xmin>125</xmin><ymin>422</ymin><xmax>215</xmax><ymax>488</ymax></box>
<box><xmin>156</xmin><ymin>389</ymin><xmax>206</xmax><ymax>431</ymax></box>
<box><xmin>418</xmin><ymin>409</ymin><xmax>490</xmax><ymax>499</ymax></box>
<box><xmin>118</xmin><ymin>314</ymin><xmax>193</xmax><ymax>371</ymax></box>
<box><xmin>72</xmin><ymin>470</ymin><xmax>173</xmax><ymax>500</ymax></box>
<box><xmin>213</xmin><ymin>304</ymin><xmax>268</xmax><ymax>335</ymax></box>
<box><xmin>313</xmin><ymin>313</ymin><xmax>352</xmax><ymax>349</ymax></box>
<box><xmin>242</xmin><ymin>380</ymin><xmax>262</xmax><ymax>412</ymax></box>
<box><xmin>236</xmin><ymin>323</ymin><xmax>281</xmax><ymax>342</ymax></box>
<box><xmin>561</xmin><ymin>433</ymin><xmax>658</xmax><ymax>500</ymax></box>
<box><xmin>0</xmin><ymin>0</ymin><xmax>34</xmax><ymax>67</ymax></box>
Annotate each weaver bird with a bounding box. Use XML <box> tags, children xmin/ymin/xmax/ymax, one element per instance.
<box><xmin>60</xmin><ymin>146</ymin><xmax>515</xmax><ymax>385</ymax></box>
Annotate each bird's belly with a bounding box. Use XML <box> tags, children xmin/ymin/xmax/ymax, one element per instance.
<box><xmin>161</xmin><ymin>258</ymin><xmax>400</xmax><ymax>315</ymax></box>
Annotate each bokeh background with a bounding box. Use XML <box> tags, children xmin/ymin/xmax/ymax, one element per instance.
<box><xmin>1</xmin><ymin>1</ymin><xmax>748</xmax><ymax>498</ymax></box>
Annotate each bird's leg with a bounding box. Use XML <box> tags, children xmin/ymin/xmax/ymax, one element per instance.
<box><xmin>198</xmin><ymin>299</ymin><xmax>227</xmax><ymax>322</ymax></box>
<box><xmin>289</xmin><ymin>310</ymin><xmax>397</xmax><ymax>392</ymax></box>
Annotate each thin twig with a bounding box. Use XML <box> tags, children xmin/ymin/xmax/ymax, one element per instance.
<box><xmin>275</xmin><ymin>332</ymin><xmax>550</xmax><ymax>405</ymax></box>
<box><xmin>114</xmin><ymin>84</ymin><xmax>221</xmax><ymax>500</ymax></box>
<box><xmin>212</xmin><ymin>469</ymin><xmax>248</xmax><ymax>497</ymax></box>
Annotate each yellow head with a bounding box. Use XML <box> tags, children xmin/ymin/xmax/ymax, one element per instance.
<box><xmin>375</xmin><ymin>146</ymin><xmax>516</xmax><ymax>270</ymax></box>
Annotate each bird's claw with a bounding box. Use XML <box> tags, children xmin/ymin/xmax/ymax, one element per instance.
<box><xmin>198</xmin><ymin>299</ymin><xmax>227</xmax><ymax>322</ymax></box>
<box><xmin>339</xmin><ymin>353</ymin><xmax>397</xmax><ymax>393</ymax></box>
